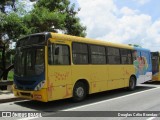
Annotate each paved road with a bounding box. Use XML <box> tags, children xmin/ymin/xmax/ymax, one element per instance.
<box><xmin>1</xmin><ymin>82</ymin><xmax>160</xmax><ymax>120</ymax></box>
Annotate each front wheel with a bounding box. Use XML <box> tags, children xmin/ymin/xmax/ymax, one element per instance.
<box><xmin>72</xmin><ymin>82</ymin><xmax>87</xmax><ymax>102</ymax></box>
<box><xmin>128</xmin><ymin>76</ymin><xmax>136</xmax><ymax>91</ymax></box>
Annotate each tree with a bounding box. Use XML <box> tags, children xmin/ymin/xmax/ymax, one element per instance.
<box><xmin>128</xmin><ymin>44</ymin><xmax>142</xmax><ymax>48</ymax></box>
<box><xmin>24</xmin><ymin>0</ymin><xmax>86</xmax><ymax>37</ymax></box>
<box><xmin>0</xmin><ymin>0</ymin><xmax>30</xmax><ymax>80</ymax></box>
<box><xmin>64</xmin><ymin>3</ymin><xmax>86</xmax><ymax>37</ymax></box>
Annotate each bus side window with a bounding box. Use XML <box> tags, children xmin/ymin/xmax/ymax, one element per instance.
<box><xmin>48</xmin><ymin>44</ymin><xmax>70</xmax><ymax>65</ymax></box>
<box><xmin>107</xmin><ymin>47</ymin><xmax>120</xmax><ymax>64</ymax></box>
<box><xmin>72</xmin><ymin>42</ymin><xmax>89</xmax><ymax>64</ymax></box>
<box><xmin>120</xmin><ymin>49</ymin><xmax>132</xmax><ymax>64</ymax></box>
<box><xmin>90</xmin><ymin>45</ymin><xmax>106</xmax><ymax>64</ymax></box>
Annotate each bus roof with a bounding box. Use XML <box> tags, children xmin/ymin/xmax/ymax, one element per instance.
<box><xmin>17</xmin><ymin>32</ymin><xmax>150</xmax><ymax>51</ymax></box>
<box><xmin>50</xmin><ymin>32</ymin><xmax>146</xmax><ymax>50</ymax></box>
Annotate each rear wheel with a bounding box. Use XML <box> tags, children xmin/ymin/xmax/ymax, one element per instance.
<box><xmin>128</xmin><ymin>76</ymin><xmax>136</xmax><ymax>90</ymax></box>
<box><xmin>72</xmin><ymin>82</ymin><xmax>87</xmax><ymax>102</ymax></box>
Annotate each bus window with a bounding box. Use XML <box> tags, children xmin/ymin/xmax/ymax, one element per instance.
<box><xmin>72</xmin><ymin>42</ymin><xmax>89</xmax><ymax>64</ymax></box>
<box><xmin>48</xmin><ymin>44</ymin><xmax>70</xmax><ymax>65</ymax></box>
<box><xmin>35</xmin><ymin>49</ymin><xmax>44</xmax><ymax>75</ymax></box>
<box><xmin>120</xmin><ymin>49</ymin><xmax>132</xmax><ymax>64</ymax></box>
<box><xmin>107</xmin><ymin>47</ymin><xmax>120</xmax><ymax>64</ymax></box>
<box><xmin>90</xmin><ymin>45</ymin><xmax>106</xmax><ymax>64</ymax></box>
<box><xmin>151</xmin><ymin>52</ymin><xmax>159</xmax><ymax>74</ymax></box>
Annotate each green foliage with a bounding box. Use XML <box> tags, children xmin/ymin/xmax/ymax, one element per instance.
<box><xmin>0</xmin><ymin>0</ymin><xmax>32</xmax><ymax>41</ymax></box>
<box><xmin>7</xmin><ymin>70</ymin><xmax>13</xmax><ymax>80</ymax></box>
<box><xmin>128</xmin><ymin>44</ymin><xmax>142</xmax><ymax>48</ymax></box>
<box><xmin>64</xmin><ymin>3</ymin><xmax>86</xmax><ymax>37</ymax></box>
<box><xmin>26</xmin><ymin>0</ymin><xmax>86</xmax><ymax>37</ymax></box>
<box><xmin>0</xmin><ymin>12</ymin><xmax>31</xmax><ymax>41</ymax></box>
<box><xmin>24</xmin><ymin>7</ymin><xmax>67</xmax><ymax>33</ymax></box>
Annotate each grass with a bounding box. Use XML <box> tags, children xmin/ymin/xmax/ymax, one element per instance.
<box><xmin>7</xmin><ymin>70</ymin><xmax>14</xmax><ymax>81</ymax></box>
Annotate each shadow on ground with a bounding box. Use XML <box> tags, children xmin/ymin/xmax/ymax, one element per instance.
<box><xmin>14</xmin><ymin>85</ymin><xmax>155</xmax><ymax>112</ymax></box>
<box><xmin>144</xmin><ymin>81</ymin><xmax>160</xmax><ymax>85</ymax></box>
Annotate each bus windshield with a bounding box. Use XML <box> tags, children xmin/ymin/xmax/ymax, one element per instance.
<box><xmin>15</xmin><ymin>47</ymin><xmax>44</xmax><ymax>77</ymax></box>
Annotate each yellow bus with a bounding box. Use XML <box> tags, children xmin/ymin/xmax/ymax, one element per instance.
<box><xmin>151</xmin><ymin>52</ymin><xmax>160</xmax><ymax>81</ymax></box>
<box><xmin>13</xmin><ymin>32</ymin><xmax>152</xmax><ymax>102</ymax></box>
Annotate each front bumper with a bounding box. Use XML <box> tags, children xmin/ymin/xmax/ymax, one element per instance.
<box><xmin>13</xmin><ymin>85</ymin><xmax>48</xmax><ymax>102</ymax></box>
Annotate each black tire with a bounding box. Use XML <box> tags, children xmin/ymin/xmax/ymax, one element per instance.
<box><xmin>72</xmin><ymin>82</ymin><xmax>87</xmax><ymax>102</ymax></box>
<box><xmin>128</xmin><ymin>76</ymin><xmax>136</xmax><ymax>91</ymax></box>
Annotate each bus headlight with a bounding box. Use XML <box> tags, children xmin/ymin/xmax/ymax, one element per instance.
<box><xmin>34</xmin><ymin>81</ymin><xmax>45</xmax><ymax>91</ymax></box>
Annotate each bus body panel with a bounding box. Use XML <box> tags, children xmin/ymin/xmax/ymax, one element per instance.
<box><xmin>133</xmin><ymin>47</ymin><xmax>152</xmax><ymax>84</ymax></box>
<box><xmin>152</xmin><ymin>63</ymin><xmax>160</xmax><ymax>81</ymax></box>
<box><xmin>123</xmin><ymin>65</ymin><xmax>135</xmax><ymax>86</ymax></box>
<box><xmin>108</xmin><ymin>65</ymin><xmax>124</xmax><ymax>90</ymax></box>
<box><xmin>72</xmin><ymin>65</ymin><xmax>107</xmax><ymax>94</ymax></box>
<box><xmin>152</xmin><ymin>74</ymin><xmax>160</xmax><ymax>81</ymax></box>
<box><xmin>90</xmin><ymin>65</ymin><xmax>108</xmax><ymax>93</ymax></box>
<box><xmin>151</xmin><ymin>52</ymin><xmax>160</xmax><ymax>81</ymax></box>
<box><xmin>47</xmin><ymin>65</ymin><xmax>72</xmax><ymax>101</ymax></box>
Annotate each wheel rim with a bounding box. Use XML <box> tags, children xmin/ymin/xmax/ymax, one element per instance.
<box><xmin>76</xmin><ymin>87</ymin><xmax>84</xmax><ymax>98</ymax></box>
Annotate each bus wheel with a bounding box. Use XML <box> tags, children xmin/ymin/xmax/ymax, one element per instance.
<box><xmin>72</xmin><ymin>82</ymin><xmax>87</xmax><ymax>102</ymax></box>
<box><xmin>128</xmin><ymin>76</ymin><xmax>136</xmax><ymax>90</ymax></box>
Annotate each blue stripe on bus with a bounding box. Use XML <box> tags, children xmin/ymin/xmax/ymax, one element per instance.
<box><xmin>14</xmin><ymin>72</ymin><xmax>45</xmax><ymax>90</ymax></box>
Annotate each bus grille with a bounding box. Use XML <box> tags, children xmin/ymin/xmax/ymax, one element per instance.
<box><xmin>20</xmin><ymin>92</ymin><xmax>31</xmax><ymax>97</ymax></box>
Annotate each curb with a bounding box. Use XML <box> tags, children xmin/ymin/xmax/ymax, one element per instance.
<box><xmin>0</xmin><ymin>97</ymin><xmax>24</xmax><ymax>103</ymax></box>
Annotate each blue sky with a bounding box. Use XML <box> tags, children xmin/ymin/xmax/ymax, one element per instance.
<box><xmin>70</xmin><ymin>0</ymin><xmax>160</xmax><ymax>51</ymax></box>
<box><xmin>114</xmin><ymin>0</ymin><xmax>160</xmax><ymax>21</ymax></box>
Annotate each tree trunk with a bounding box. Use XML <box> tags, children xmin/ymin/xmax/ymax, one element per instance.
<box><xmin>2</xmin><ymin>64</ymin><xmax>14</xmax><ymax>80</ymax></box>
<box><xmin>2</xmin><ymin>45</ymin><xmax>6</xmax><ymax>80</ymax></box>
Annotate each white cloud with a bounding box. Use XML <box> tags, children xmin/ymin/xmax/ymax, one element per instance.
<box><xmin>120</xmin><ymin>7</ymin><xmax>139</xmax><ymax>16</ymax></box>
<box><xmin>78</xmin><ymin>0</ymin><xmax>118</xmax><ymax>38</ymax></box>
<box><xmin>147</xmin><ymin>20</ymin><xmax>160</xmax><ymax>44</ymax></box>
<box><xmin>78</xmin><ymin>0</ymin><xmax>160</xmax><ymax>51</ymax></box>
